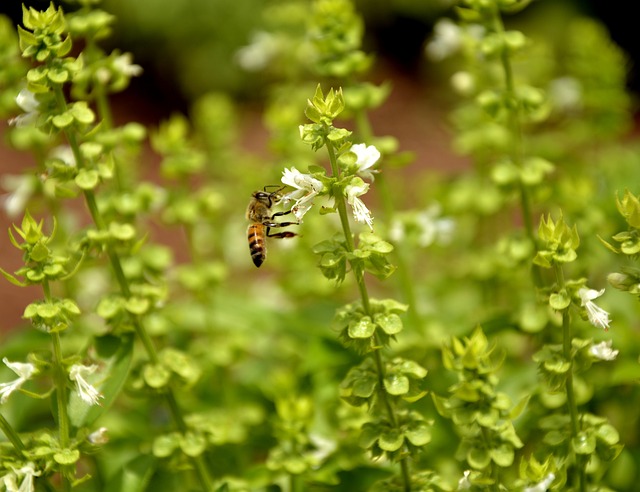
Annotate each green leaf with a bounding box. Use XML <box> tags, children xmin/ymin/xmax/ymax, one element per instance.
<box><xmin>52</xmin><ymin>112</ymin><xmax>74</xmax><ymax>128</ymax></box>
<box><xmin>124</xmin><ymin>297</ymin><xmax>150</xmax><ymax>315</ymax></box>
<box><xmin>352</xmin><ymin>376</ymin><xmax>376</xmax><ymax>398</ymax></box>
<box><xmin>180</xmin><ymin>432</ymin><xmax>207</xmax><ymax>457</ymax></box>
<box><xmin>70</xmin><ymin>102</ymin><xmax>96</xmax><ymax>124</ymax></box>
<box><xmin>75</xmin><ymin>169</ymin><xmax>100</xmax><ymax>190</ymax></box>
<box><xmin>104</xmin><ymin>455</ymin><xmax>157</xmax><ymax>492</ymax></box>
<box><xmin>0</xmin><ymin>268</ymin><xmax>27</xmax><ymax>287</ymax></box>
<box><xmin>47</xmin><ymin>67</ymin><xmax>69</xmax><ymax>84</ymax></box>
<box><xmin>383</xmin><ymin>374</ymin><xmax>409</xmax><ymax>395</ymax></box>
<box><xmin>405</xmin><ymin>423</ymin><xmax>432</xmax><ymax>446</ymax></box>
<box><xmin>109</xmin><ymin>222</ymin><xmax>136</xmax><ymax>241</ymax></box>
<box><xmin>468</xmin><ymin>446</ymin><xmax>491</xmax><ymax>469</ymax></box>
<box><xmin>549</xmin><ymin>291</ymin><xmax>570</xmax><ymax>310</ymax></box>
<box><xmin>509</xmin><ymin>395</ymin><xmax>530</xmax><ymax>419</ymax></box>
<box><xmin>348</xmin><ymin>316</ymin><xmax>375</xmax><ymax>338</ymax></box>
<box><xmin>143</xmin><ymin>363</ymin><xmax>171</xmax><ymax>388</ymax></box>
<box><xmin>572</xmin><ymin>432</ymin><xmax>596</xmax><ymax>455</ymax></box>
<box><xmin>53</xmin><ymin>448</ymin><xmax>80</xmax><ymax>465</ymax></box>
<box><xmin>30</xmin><ymin>241</ymin><xmax>50</xmax><ymax>262</ymax></box>
<box><xmin>597</xmin><ymin>424</ymin><xmax>620</xmax><ymax>446</ymax></box>
<box><xmin>96</xmin><ymin>297</ymin><xmax>123</xmax><ymax>319</ymax></box>
<box><xmin>378</xmin><ymin>429</ymin><xmax>404</xmax><ymax>451</ymax></box>
<box><xmin>374</xmin><ymin>313</ymin><xmax>403</xmax><ymax>335</ymax></box>
<box><xmin>152</xmin><ymin>433</ymin><xmax>179</xmax><ymax>458</ymax></box>
<box><xmin>36</xmin><ymin>302</ymin><xmax>60</xmax><ymax>318</ymax></box>
<box><xmin>490</xmin><ymin>444</ymin><xmax>515</xmax><ymax>467</ymax></box>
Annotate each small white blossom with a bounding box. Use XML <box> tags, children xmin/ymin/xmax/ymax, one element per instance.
<box><xmin>457</xmin><ymin>470</ymin><xmax>471</xmax><ymax>490</ymax></box>
<box><xmin>345</xmin><ymin>181</ymin><xmax>373</xmax><ymax>231</ymax></box>
<box><xmin>49</xmin><ymin>145</ymin><xmax>76</xmax><ymax>167</ymax></box>
<box><xmin>69</xmin><ymin>364</ymin><xmax>103</xmax><ymax>406</ymax></box>
<box><xmin>0</xmin><ymin>358</ymin><xmax>36</xmax><ymax>404</ymax></box>
<box><xmin>524</xmin><ymin>472</ymin><xmax>555</xmax><ymax>492</ymax></box>
<box><xmin>426</xmin><ymin>19</ymin><xmax>463</xmax><ymax>61</ymax></box>
<box><xmin>351</xmin><ymin>143</ymin><xmax>380</xmax><ymax>181</ymax></box>
<box><xmin>4</xmin><ymin>463</ymin><xmax>41</xmax><ymax>492</ymax></box>
<box><xmin>309</xmin><ymin>433</ymin><xmax>337</xmax><ymax>463</ymax></box>
<box><xmin>1</xmin><ymin>175</ymin><xmax>37</xmax><ymax>218</ymax></box>
<box><xmin>451</xmin><ymin>71</ymin><xmax>476</xmax><ymax>95</ymax></box>
<box><xmin>549</xmin><ymin>77</ymin><xmax>582</xmax><ymax>111</ymax></box>
<box><xmin>9</xmin><ymin>89</ymin><xmax>40</xmax><ymax>127</ymax></box>
<box><xmin>1</xmin><ymin>471</ymin><xmax>18</xmax><ymax>492</ymax></box>
<box><xmin>389</xmin><ymin>204</ymin><xmax>455</xmax><ymax>247</ymax></box>
<box><xmin>88</xmin><ymin>426</ymin><xmax>109</xmax><ymax>445</ymax></box>
<box><xmin>113</xmin><ymin>53</ymin><xmax>143</xmax><ymax>78</ymax></box>
<box><xmin>578</xmin><ymin>287</ymin><xmax>611</xmax><ymax>331</ymax></box>
<box><xmin>235</xmin><ymin>31</ymin><xmax>280</xmax><ymax>71</ymax></box>
<box><xmin>281</xmin><ymin>167</ymin><xmax>323</xmax><ymax>221</ymax></box>
<box><xmin>590</xmin><ymin>340</ymin><xmax>619</xmax><ymax>361</ymax></box>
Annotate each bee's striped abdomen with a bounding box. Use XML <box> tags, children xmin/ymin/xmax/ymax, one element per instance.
<box><xmin>248</xmin><ymin>223</ymin><xmax>266</xmax><ymax>267</ymax></box>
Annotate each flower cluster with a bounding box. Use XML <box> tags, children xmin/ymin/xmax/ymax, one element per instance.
<box><xmin>281</xmin><ymin>139</ymin><xmax>380</xmax><ymax>231</ymax></box>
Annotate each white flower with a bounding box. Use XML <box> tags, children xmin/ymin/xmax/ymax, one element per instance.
<box><xmin>309</xmin><ymin>433</ymin><xmax>337</xmax><ymax>463</ymax></box>
<box><xmin>4</xmin><ymin>463</ymin><xmax>41</xmax><ymax>492</ymax></box>
<box><xmin>1</xmin><ymin>175</ymin><xmax>37</xmax><ymax>218</ymax></box>
<box><xmin>9</xmin><ymin>89</ymin><xmax>40</xmax><ymax>127</ymax></box>
<box><xmin>235</xmin><ymin>31</ymin><xmax>280</xmax><ymax>71</ymax></box>
<box><xmin>578</xmin><ymin>287</ymin><xmax>611</xmax><ymax>331</ymax></box>
<box><xmin>524</xmin><ymin>472</ymin><xmax>555</xmax><ymax>492</ymax></box>
<box><xmin>113</xmin><ymin>53</ymin><xmax>143</xmax><ymax>78</ymax></box>
<box><xmin>345</xmin><ymin>180</ymin><xmax>373</xmax><ymax>231</ymax></box>
<box><xmin>389</xmin><ymin>204</ymin><xmax>455</xmax><ymax>247</ymax></box>
<box><xmin>451</xmin><ymin>71</ymin><xmax>476</xmax><ymax>96</ymax></box>
<box><xmin>1</xmin><ymin>471</ymin><xmax>18</xmax><ymax>492</ymax></box>
<box><xmin>549</xmin><ymin>77</ymin><xmax>582</xmax><ymax>111</ymax></box>
<box><xmin>69</xmin><ymin>364</ymin><xmax>103</xmax><ymax>406</ymax></box>
<box><xmin>281</xmin><ymin>167</ymin><xmax>323</xmax><ymax>221</ymax></box>
<box><xmin>0</xmin><ymin>358</ymin><xmax>36</xmax><ymax>404</ymax></box>
<box><xmin>589</xmin><ymin>340</ymin><xmax>619</xmax><ymax>361</ymax></box>
<box><xmin>88</xmin><ymin>426</ymin><xmax>109</xmax><ymax>445</ymax></box>
<box><xmin>49</xmin><ymin>145</ymin><xmax>76</xmax><ymax>167</ymax></box>
<box><xmin>426</xmin><ymin>19</ymin><xmax>462</xmax><ymax>61</ymax></box>
<box><xmin>457</xmin><ymin>470</ymin><xmax>471</xmax><ymax>490</ymax></box>
<box><xmin>351</xmin><ymin>143</ymin><xmax>380</xmax><ymax>181</ymax></box>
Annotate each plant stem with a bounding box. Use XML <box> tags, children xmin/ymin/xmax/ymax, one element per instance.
<box><xmin>553</xmin><ymin>264</ymin><xmax>586</xmax><ymax>492</ymax></box>
<box><xmin>490</xmin><ymin>5</ymin><xmax>542</xmax><ymax>286</ymax></box>
<box><xmin>52</xmin><ymin>86</ymin><xmax>214</xmax><ymax>491</ymax></box>
<box><xmin>43</xmin><ymin>279</ymin><xmax>72</xmax><ymax>492</ymax></box>
<box><xmin>0</xmin><ymin>412</ymin><xmax>26</xmax><ymax>452</ymax></box>
<box><xmin>326</xmin><ymin>138</ymin><xmax>412</xmax><ymax>492</ymax></box>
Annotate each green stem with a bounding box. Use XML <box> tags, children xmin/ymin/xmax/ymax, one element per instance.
<box><xmin>53</xmin><ymin>86</ymin><xmax>214</xmax><ymax>491</ymax></box>
<box><xmin>0</xmin><ymin>412</ymin><xmax>26</xmax><ymax>452</ymax></box>
<box><xmin>43</xmin><ymin>279</ymin><xmax>72</xmax><ymax>492</ymax></box>
<box><xmin>553</xmin><ymin>264</ymin><xmax>586</xmax><ymax>492</ymax></box>
<box><xmin>326</xmin><ymin>138</ymin><xmax>411</xmax><ymax>492</ymax></box>
<box><xmin>490</xmin><ymin>6</ymin><xmax>542</xmax><ymax>286</ymax></box>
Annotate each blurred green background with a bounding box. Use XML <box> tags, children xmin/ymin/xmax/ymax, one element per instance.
<box><xmin>1</xmin><ymin>0</ymin><xmax>636</xmax><ymax>108</ymax></box>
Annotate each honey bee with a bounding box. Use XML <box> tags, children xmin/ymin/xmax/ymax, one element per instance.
<box><xmin>246</xmin><ymin>185</ymin><xmax>299</xmax><ymax>267</ymax></box>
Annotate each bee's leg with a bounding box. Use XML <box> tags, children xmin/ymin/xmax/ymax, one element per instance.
<box><xmin>266</xmin><ymin>229</ymin><xmax>298</xmax><ymax>239</ymax></box>
<box><xmin>268</xmin><ymin>209</ymin><xmax>299</xmax><ymax>227</ymax></box>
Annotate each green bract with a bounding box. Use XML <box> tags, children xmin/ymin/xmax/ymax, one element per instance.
<box><xmin>533</xmin><ymin>213</ymin><xmax>580</xmax><ymax>267</ymax></box>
